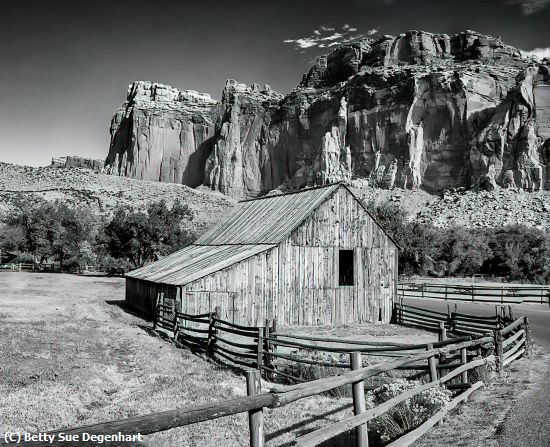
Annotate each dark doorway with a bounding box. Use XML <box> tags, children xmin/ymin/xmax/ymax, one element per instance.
<box><xmin>339</xmin><ymin>250</ymin><xmax>354</xmax><ymax>286</ymax></box>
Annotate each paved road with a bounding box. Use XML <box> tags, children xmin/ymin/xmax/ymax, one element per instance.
<box><xmin>405</xmin><ymin>298</ymin><xmax>550</xmax><ymax>447</ymax></box>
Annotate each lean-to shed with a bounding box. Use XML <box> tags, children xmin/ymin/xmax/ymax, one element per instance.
<box><xmin>125</xmin><ymin>183</ymin><xmax>399</xmax><ymax>325</ymax></box>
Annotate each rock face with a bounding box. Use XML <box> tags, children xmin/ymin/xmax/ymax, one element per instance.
<box><xmin>105</xmin><ymin>30</ymin><xmax>550</xmax><ymax>197</ymax></box>
<box><xmin>51</xmin><ymin>156</ymin><xmax>104</xmax><ymax>172</ymax></box>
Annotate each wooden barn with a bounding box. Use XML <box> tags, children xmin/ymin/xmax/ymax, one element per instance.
<box><xmin>125</xmin><ymin>183</ymin><xmax>399</xmax><ymax>326</ymax></box>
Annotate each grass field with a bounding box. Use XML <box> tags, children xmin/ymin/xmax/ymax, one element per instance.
<box><xmin>0</xmin><ymin>271</ymin><xmax>436</xmax><ymax>447</ymax></box>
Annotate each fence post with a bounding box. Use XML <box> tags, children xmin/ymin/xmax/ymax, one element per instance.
<box><xmin>438</xmin><ymin>322</ymin><xmax>447</xmax><ymax>375</ymax></box>
<box><xmin>460</xmin><ymin>347</ymin><xmax>468</xmax><ymax>384</ymax></box>
<box><xmin>173</xmin><ymin>301</ymin><xmax>181</xmax><ymax>340</ymax></box>
<box><xmin>271</xmin><ymin>318</ymin><xmax>278</xmax><ymax>354</ymax></box>
<box><xmin>263</xmin><ymin>321</ymin><xmax>272</xmax><ymax>381</ymax></box>
<box><xmin>426</xmin><ymin>344</ymin><xmax>437</xmax><ymax>381</ymax></box>
<box><xmin>350</xmin><ymin>352</ymin><xmax>368</xmax><ymax>447</ymax></box>
<box><xmin>438</xmin><ymin>321</ymin><xmax>446</xmax><ymax>343</ymax></box>
<box><xmin>171</xmin><ymin>299</ymin><xmax>176</xmax><ymax>334</ymax></box>
<box><xmin>256</xmin><ymin>327</ymin><xmax>264</xmax><ymax>376</ymax></box>
<box><xmin>522</xmin><ymin>316</ymin><xmax>532</xmax><ymax>357</ymax></box>
<box><xmin>421</xmin><ymin>283</ymin><xmax>424</xmax><ymax>300</ymax></box>
<box><xmin>207</xmin><ymin>306</ymin><xmax>220</xmax><ymax>357</ymax></box>
<box><xmin>494</xmin><ymin>330</ymin><xmax>504</xmax><ymax>374</ymax></box>
<box><xmin>153</xmin><ymin>293</ymin><xmax>161</xmax><ymax>330</ymax></box>
<box><xmin>245</xmin><ymin>370</ymin><xmax>264</xmax><ymax>447</ymax></box>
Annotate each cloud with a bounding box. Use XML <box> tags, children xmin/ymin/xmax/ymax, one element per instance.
<box><xmin>284</xmin><ymin>24</ymin><xmax>378</xmax><ymax>51</ymax></box>
<box><xmin>526</xmin><ymin>47</ymin><xmax>550</xmax><ymax>59</ymax></box>
<box><xmin>506</xmin><ymin>0</ymin><xmax>550</xmax><ymax>14</ymax></box>
<box><xmin>343</xmin><ymin>24</ymin><xmax>358</xmax><ymax>32</ymax></box>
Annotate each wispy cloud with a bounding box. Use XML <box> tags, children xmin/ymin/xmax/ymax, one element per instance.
<box><xmin>526</xmin><ymin>47</ymin><xmax>550</xmax><ymax>59</ymax></box>
<box><xmin>284</xmin><ymin>24</ymin><xmax>379</xmax><ymax>51</ymax></box>
<box><xmin>506</xmin><ymin>0</ymin><xmax>550</xmax><ymax>14</ymax></box>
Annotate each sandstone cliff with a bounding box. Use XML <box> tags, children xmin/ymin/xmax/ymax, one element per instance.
<box><xmin>105</xmin><ymin>30</ymin><xmax>550</xmax><ymax>197</ymax></box>
<box><xmin>51</xmin><ymin>156</ymin><xmax>105</xmax><ymax>172</ymax></box>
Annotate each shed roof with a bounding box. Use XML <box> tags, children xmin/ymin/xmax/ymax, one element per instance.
<box><xmin>126</xmin><ymin>244</ymin><xmax>275</xmax><ymax>285</ymax></box>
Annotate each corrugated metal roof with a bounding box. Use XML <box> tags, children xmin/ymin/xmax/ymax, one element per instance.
<box><xmin>126</xmin><ymin>244</ymin><xmax>275</xmax><ymax>285</ymax></box>
<box><xmin>195</xmin><ymin>183</ymin><xmax>342</xmax><ymax>245</ymax></box>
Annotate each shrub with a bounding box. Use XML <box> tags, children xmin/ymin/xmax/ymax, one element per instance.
<box><xmin>366</xmin><ymin>379</ymin><xmax>452</xmax><ymax>444</ymax></box>
<box><xmin>273</xmin><ymin>351</ymin><xmax>349</xmax><ymax>397</ymax></box>
<box><xmin>98</xmin><ymin>199</ymin><xmax>195</xmax><ymax>268</ymax></box>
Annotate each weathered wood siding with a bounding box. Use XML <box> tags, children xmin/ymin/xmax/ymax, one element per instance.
<box><xmin>126</xmin><ymin>277</ymin><xmax>178</xmax><ymax>316</ymax></box>
<box><xmin>181</xmin><ymin>248</ymin><xmax>278</xmax><ymax>326</ymax></box>
<box><xmin>277</xmin><ymin>187</ymin><xmax>397</xmax><ymax>325</ymax></box>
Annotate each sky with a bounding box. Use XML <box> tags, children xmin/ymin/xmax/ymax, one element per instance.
<box><xmin>0</xmin><ymin>0</ymin><xmax>548</xmax><ymax>166</ymax></box>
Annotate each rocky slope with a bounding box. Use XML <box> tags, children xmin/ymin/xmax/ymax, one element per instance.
<box><xmin>105</xmin><ymin>30</ymin><xmax>550</xmax><ymax>198</ymax></box>
<box><xmin>0</xmin><ymin>162</ymin><xmax>235</xmax><ymax>234</ymax></box>
<box><xmin>1</xmin><ymin>162</ymin><xmax>547</xmax><ymax>230</ymax></box>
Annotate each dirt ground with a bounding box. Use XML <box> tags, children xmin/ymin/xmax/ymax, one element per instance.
<box><xmin>0</xmin><ymin>271</ymin><xmax>437</xmax><ymax>447</ymax></box>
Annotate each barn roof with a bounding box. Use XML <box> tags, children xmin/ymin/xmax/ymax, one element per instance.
<box><xmin>195</xmin><ymin>183</ymin><xmax>342</xmax><ymax>245</ymax></box>
<box><xmin>127</xmin><ymin>182</ymin><xmax>398</xmax><ymax>286</ymax></box>
<box><xmin>125</xmin><ymin>244</ymin><xmax>275</xmax><ymax>285</ymax></box>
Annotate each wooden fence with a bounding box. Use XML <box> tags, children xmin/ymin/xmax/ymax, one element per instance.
<box><xmin>154</xmin><ymin>295</ymin><xmax>483</xmax><ymax>384</ymax></box>
<box><xmin>398</xmin><ymin>282</ymin><xmax>550</xmax><ymax>305</ymax></box>
<box><xmin>393</xmin><ymin>302</ymin><xmax>513</xmax><ymax>336</ymax></box>
<box><xmin>6</xmin><ymin>299</ymin><xmax>531</xmax><ymax>447</ymax></box>
<box><xmin>9</xmin><ymin>323</ymin><xmax>529</xmax><ymax>447</ymax></box>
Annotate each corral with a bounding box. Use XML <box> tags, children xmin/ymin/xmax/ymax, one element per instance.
<box><xmin>126</xmin><ymin>183</ymin><xmax>399</xmax><ymax>326</ymax></box>
<box><xmin>0</xmin><ymin>272</ymin><xmax>435</xmax><ymax>447</ymax></box>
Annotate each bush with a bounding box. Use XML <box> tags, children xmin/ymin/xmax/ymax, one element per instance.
<box><xmin>366</xmin><ymin>379</ymin><xmax>452</xmax><ymax>444</ymax></box>
<box><xmin>0</xmin><ymin>196</ymin><xmax>96</xmax><ymax>268</ymax></box>
<box><xmin>273</xmin><ymin>351</ymin><xmax>349</xmax><ymax>397</ymax></box>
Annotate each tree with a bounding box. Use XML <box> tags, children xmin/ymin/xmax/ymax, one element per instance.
<box><xmin>101</xmin><ymin>199</ymin><xmax>195</xmax><ymax>268</ymax></box>
<box><xmin>0</xmin><ymin>197</ymin><xmax>96</xmax><ymax>267</ymax></box>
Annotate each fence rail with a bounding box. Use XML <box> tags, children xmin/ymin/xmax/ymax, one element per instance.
<box><xmin>394</xmin><ymin>302</ymin><xmax>510</xmax><ymax>336</ymax></box>
<box><xmin>398</xmin><ymin>282</ymin><xmax>550</xmax><ymax>305</ymax></box>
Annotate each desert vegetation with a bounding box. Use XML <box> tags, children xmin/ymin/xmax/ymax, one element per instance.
<box><xmin>367</xmin><ymin>201</ymin><xmax>550</xmax><ymax>284</ymax></box>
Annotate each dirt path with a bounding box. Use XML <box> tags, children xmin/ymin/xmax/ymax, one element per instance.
<box><xmin>495</xmin><ymin>352</ymin><xmax>550</xmax><ymax>447</ymax></box>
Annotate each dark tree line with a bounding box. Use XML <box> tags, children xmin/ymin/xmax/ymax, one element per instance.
<box><xmin>367</xmin><ymin>201</ymin><xmax>550</xmax><ymax>284</ymax></box>
<box><xmin>0</xmin><ymin>196</ymin><xmax>195</xmax><ymax>271</ymax></box>
<box><xmin>1</xmin><ymin>195</ymin><xmax>547</xmax><ymax>283</ymax></box>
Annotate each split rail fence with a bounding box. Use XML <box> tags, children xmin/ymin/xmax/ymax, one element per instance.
<box><xmin>398</xmin><ymin>282</ymin><xmax>550</xmax><ymax>305</ymax></box>
<box><xmin>393</xmin><ymin>302</ymin><xmax>513</xmax><ymax>336</ymax></box>
<box><xmin>11</xmin><ymin>313</ymin><xmax>531</xmax><ymax>447</ymax></box>
<box><xmin>155</xmin><ymin>297</ymin><xmax>529</xmax><ymax>383</ymax></box>
<box><xmin>7</xmin><ymin>296</ymin><xmax>531</xmax><ymax>447</ymax></box>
